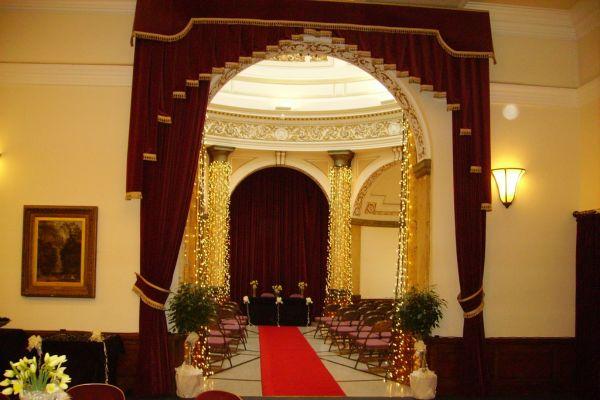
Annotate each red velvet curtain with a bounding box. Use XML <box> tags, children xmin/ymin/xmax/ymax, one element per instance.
<box><xmin>229</xmin><ymin>168</ymin><xmax>329</xmax><ymax>316</ymax></box>
<box><xmin>127</xmin><ymin>1</ymin><xmax>494</xmax><ymax>395</ymax></box>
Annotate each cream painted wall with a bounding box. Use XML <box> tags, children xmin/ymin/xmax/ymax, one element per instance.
<box><xmin>0</xmin><ymin>84</ymin><xmax>140</xmax><ymax>332</ymax></box>
<box><xmin>359</xmin><ymin>227</ymin><xmax>399</xmax><ymax>299</ymax></box>
<box><xmin>0</xmin><ymin>6</ymin><xmax>594</xmax><ymax>338</ymax></box>
<box><xmin>579</xmin><ymin>94</ymin><xmax>600</xmax><ymax>210</ymax></box>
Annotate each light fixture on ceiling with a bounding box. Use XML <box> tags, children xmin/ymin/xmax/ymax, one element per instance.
<box><xmin>491</xmin><ymin>168</ymin><xmax>525</xmax><ymax>208</ymax></box>
<box><xmin>502</xmin><ymin>104</ymin><xmax>519</xmax><ymax>120</ymax></box>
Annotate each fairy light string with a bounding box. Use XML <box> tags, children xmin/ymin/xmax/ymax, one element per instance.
<box><xmin>388</xmin><ymin>116</ymin><xmax>414</xmax><ymax>385</ymax></box>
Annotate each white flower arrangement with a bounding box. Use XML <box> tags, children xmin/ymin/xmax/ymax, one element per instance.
<box><xmin>272</xmin><ymin>285</ymin><xmax>282</xmax><ymax>293</ymax></box>
<box><xmin>27</xmin><ymin>335</ymin><xmax>42</xmax><ymax>356</ymax></box>
<box><xmin>298</xmin><ymin>282</ymin><xmax>308</xmax><ymax>290</ymax></box>
<box><xmin>305</xmin><ymin>297</ymin><xmax>313</xmax><ymax>305</ymax></box>
<box><xmin>0</xmin><ymin>354</ymin><xmax>71</xmax><ymax>396</ymax></box>
<box><xmin>414</xmin><ymin>339</ymin><xmax>427</xmax><ymax>353</ymax></box>
<box><xmin>89</xmin><ymin>330</ymin><xmax>104</xmax><ymax>343</ymax></box>
<box><xmin>275</xmin><ymin>296</ymin><xmax>283</xmax><ymax>305</ymax></box>
<box><xmin>249</xmin><ymin>280</ymin><xmax>259</xmax><ymax>288</ymax></box>
<box><xmin>185</xmin><ymin>332</ymin><xmax>200</xmax><ymax>346</ymax></box>
<box><xmin>242</xmin><ymin>295</ymin><xmax>250</xmax><ymax>304</ymax></box>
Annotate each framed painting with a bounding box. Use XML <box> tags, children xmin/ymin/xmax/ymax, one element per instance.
<box><xmin>22</xmin><ymin>206</ymin><xmax>98</xmax><ymax>298</ymax></box>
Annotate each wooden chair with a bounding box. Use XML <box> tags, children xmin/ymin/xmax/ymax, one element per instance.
<box><xmin>67</xmin><ymin>383</ymin><xmax>125</xmax><ymax>400</ymax></box>
<box><xmin>314</xmin><ymin>304</ymin><xmax>340</xmax><ymax>338</ymax></box>
<box><xmin>353</xmin><ymin>320</ymin><xmax>392</xmax><ymax>370</ymax></box>
<box><xmin>197</xmin><ymin>390</ymin><xmax>243</xmax><ymax>400</ymax></box>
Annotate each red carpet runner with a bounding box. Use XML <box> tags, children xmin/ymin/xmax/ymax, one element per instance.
<box><xmin>259</xmin><ymin>326</ymin><xmax>345</xmax><ymax>396</ymax></box>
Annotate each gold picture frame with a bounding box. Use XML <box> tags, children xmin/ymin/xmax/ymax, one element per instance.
<box><xmin>21</xmin><ymin>206</ymin><xmax>98</xmax><ymax>298</ymax></box>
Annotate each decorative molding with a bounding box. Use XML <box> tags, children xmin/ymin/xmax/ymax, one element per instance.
<box><xmin>0</xmin><ymin>62</ymin><xmax>133</xmax><ymax>86</ymax></box>
<box><xmin>275</xmin><ymin>151</ymin><xmax>286</xmax><ymax>166</ymax></box>
<box><xmin>365</xmin><ymin>201</ymin><xmax>397</xmax><ymax>216</ymax></box>
<box><xmin>353</xmin><ymin>160</ymin><xmax>401</xmax><ymax>217</ymax></box>
<box><xmin>490</xmin><ymin>82</ymin><xmax>579</xmax><ymax>108</ymax></box>
<box><xmin>570</xmin><ymin>0</ymin><xmax>600</xmax><ymax>39</ymax></box>
<box><xmin>351</xmin><ymin>218</ymin><xmax>399</xmax><ymax>228</ymax></box>
<box><xmin>465</xmin><ymin>2</ymin><xmax>576</xmax><ymax>40</ymax></box>
<box><xmin>203</xmin><ymin>116</ymin><xmax>405</xmax><ymax>143</ymax></box>
<box><xmin>413</xmin><ymin>159</ymin><xmax>431</xmax><ymax>178</ymax></box>
<box><xmin>0</xmin><ymin>0</ymin><xmax>136</xmax><ymax>14</ymax></box>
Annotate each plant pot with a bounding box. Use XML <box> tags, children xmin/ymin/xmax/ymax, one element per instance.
<box><xmin>409</xmin><ymin>368</ymin><xmax>437</xmax><ymax>400</ymax></box>
<box><xmin>20</xmin><ymin>390</ymin><xmax>57</xmax><ymax>400</ymax></box>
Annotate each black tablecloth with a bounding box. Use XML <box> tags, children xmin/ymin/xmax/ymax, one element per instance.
<box><xmin>0</xmin><ymin>329</ymin><xmax>27</xmax><ymax>373</ymax></box>
<box><xmin>247</xmin><ymin>297</ymin><xmax>311</xmax><ymax>326</ymax></box>
<box><xmin>43</xmin><ymin>333</ymin><xmax>124</xmax><ymax>386</ymax></box>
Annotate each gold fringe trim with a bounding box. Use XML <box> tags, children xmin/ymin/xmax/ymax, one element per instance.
<box><xmin>186</xmin><ymin>79</ymin><xmax>199</xmax><ymax>87</ymax></box>
<box><xmin>481</xmin><ymin>202</ymin><xmax>492</xmax><ymax>211</ymax></box>
<box><xmin>131</xmin><ymin>18</ymin><xmax>496</xmax><ymax>60</ymax></box>
<box><xmin>157</xmin><ymin>115</ymin><xmax>172</xmax><ymax>124</ymax></box>
<box><xmin>252</xmin><ymin>51</ymin><xmax>267</xmax><ymax>59</ymax></box>
<box><xmin>199</xmin><ymin>73</ymin><xmax>211</xmax><ymax>80</ymax></box>
<box><xmin>125</xmin><ymin>191</ymin><xmax>142</xmax><ymax>200</ymax></box>
<box><xmin>470</xmin><ymin>165</ymin><xmax>482</xmax><ymax>173</ymax></box>
<box><xmin>433</xmin><ymin>91</ymin><xmax>446</xmax><ymax>98</ymax></box>
<box><xmin>464</xmin><ymin>301</ymin><xmax>484</xmax><ymax>319</ymax></box>
<box><xmin>458</xmin><ymin>286</ymin><xmax>483</xmax><ymax>303</ymax></box>
<box><xmin>332</xmin><ymin>37</ymin><xmax>345</xmax><ymax>44</ymax></box>
<box><xmin>132</xmin><ymin>285</ymin><xmax>165</xmax><ymax>310</ymax></box>
<box><xmin>173</xmin><ymin>91</ymin><xmax>186</xmax><ymax>99</ymax></box>
<box><xmin>460</xmin><ymin>128</ymin><xmax>472</xmax><ymax>136</ymax></box>
<box><xmin>447</xmin><ymin>103</ymin><xmax>460</xmax><ymax>111</ymax></box>
<box><xmin>397</xmin><ymin>71</ymin><xmax>410</xmax><ymax>78</ymax></box>
<box><xmin>372</xmin><ymin>58</ymin><xmax>384</xmax><ymax>65</ymax></box>
<box><xmin>143</xmin><ymin>153</ymin><xmax>157</xmax><ymax>161</ymax></box>
<box><xmin>135</xmin><ymin>272</ymin><xmax>171</xmax><ymax>293</ymax></box>
<box><xmin>383</xmin><ymin>64</ymin><xmax>396</xmax><ymax>70</ymax></box>
<box><xmin>420</xmin><ymin>84</ymin><xmax>434</xmax><ymax>92</ymax></box>
<box><xmin>408</xmin><ymin>76</ymin><xmax>421</xmax><ymax>84</ymax></box>
<box><xmin>212</xmin><ymin>67</ymin><xmax>225</xmax><ymax>74</ymax></box>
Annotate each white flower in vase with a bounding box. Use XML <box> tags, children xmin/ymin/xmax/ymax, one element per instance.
<box><xmin>275</xmin><ymin>297</ymin><xmax>283</xmax><ymax>305</ymax></box>
<box><xmin>185</xmin><ymin>332</ymin><xmax>200</xmax><ymax>346</ymax></box>
<box><xmin>414</xmin><ymin>339</ymin><xmax>426</xmax><ymax>353</ymax></box>
<box><xmin>27</xmin><ymin>335</ymin><xmax>42</xmax><ymax>355</ymax></box>
<box><xmin>89</xmin><ymin>330</ymin><xmax>104</xmax><ymax>342</ymax></box>
<box><xmin>305</xmin><ymin>297</ymin><xmax>313</xmax><ymax>305</ymax></box>
<box><xmin>243</xmin><ymin>296</ymin><xmax>250</xmax><ymax>304</ymax></box>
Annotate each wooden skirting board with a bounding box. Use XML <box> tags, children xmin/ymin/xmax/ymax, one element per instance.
<box><xmin>24</xmin><ymin>330</ymin><xmax>575</xmax><ymax>397</ymax></box>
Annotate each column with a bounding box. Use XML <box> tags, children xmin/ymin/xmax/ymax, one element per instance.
<box><xmin>325</xmin><ymin>150</ymin><xmax>354</xmax><ymax>307</ymax></box>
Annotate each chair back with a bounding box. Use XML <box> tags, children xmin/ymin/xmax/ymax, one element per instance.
<box><xmin>260</xmin><ymin>292</ymin><xmax>275</xmax><ymax>298</ymax></box>
<box><xmin>67</xmin><ymin>383</ymin><xmax>125</xmax><ymax>400</ymax></box>
<box><xmin>197</xmin><ymin>390</ymin><xmax>243</xmax><ymax>400</ymax></box>
<box><xmin>289</xmin><ymin>293</ymin><xmax>303</xmax><ymax>298</ymax></box>
<box><xmin>370</xmin><ymin>320</ymin><xmax>392</xmax><ymax>333</ymax></box>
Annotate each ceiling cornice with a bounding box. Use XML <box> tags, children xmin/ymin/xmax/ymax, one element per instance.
<box><xmin>0</xmin><ymin>63</ymin><xmax>590</xmax><ymax>107</ymax></box>
<box><xmin>465</xmin><ymin>2</ymin><xmax>576</xmax><ymax>40</ymax></box>
<box><xmin>0</xmin><ymin>0</ymin><xmax>136</xmax><ymax>14</ymax></box>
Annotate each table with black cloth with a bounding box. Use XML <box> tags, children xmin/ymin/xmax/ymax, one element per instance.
<box><xmin>42</xmin><ymin>333</ymin><xmax>124</xmax><ymax>386</ymax></box>
<box><xmin>247</xmin><ymin>297</ymin><xmax>311</xmax><ymax>326</ymax></box>
<box><xmin>0</xmin><ymin>329</ymin><xmax>27</xmax><ymax>373</ymax></box>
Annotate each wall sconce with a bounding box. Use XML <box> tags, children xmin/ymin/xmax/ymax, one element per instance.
<box><xmin>491</xmin><ymin>168</ymin><xmax>525</xmax><ymax>208</ymax></box>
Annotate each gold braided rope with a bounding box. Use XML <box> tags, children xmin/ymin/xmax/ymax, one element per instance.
<box><xmin>131</xmin><ymin>18</ymin><xmax>495</xmax><ymax>60</ymax></box>
<box><xmin>325</xmin><ymin>165</ymin><xmax>353</xmax><ymax>307</ymax></box>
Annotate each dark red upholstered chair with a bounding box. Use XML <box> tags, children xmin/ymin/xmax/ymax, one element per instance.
<box><xmin>289</xmin><ymin>293</ymin><xmax>303</xmax><ymax>298</ymax></box>
<box><xmin>67</xmin><ymin>383</ymin><xmax>125</xmax><ymax>400</ymax></box>
<box><xmin>260</xmin><ymin>292</ymin><xmax>275</xmax><ymax>298</ymax></box>
<box><xmin>196</xmin><ymin>390</ymin><xmax>243</xmax><ymax>400</ymax></box>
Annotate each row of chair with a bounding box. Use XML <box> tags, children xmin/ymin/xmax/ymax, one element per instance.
<box><xmin>207</xmin><ymin>302</ymin><xmax>249</xmax><ymax>370</ymax></box>
<box><xmin>314</xmin><ymin>300</ymin><xmax>395</xmax><ymax>372</ymax></box>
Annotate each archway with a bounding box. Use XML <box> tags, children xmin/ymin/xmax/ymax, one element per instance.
<box><xmin>229</xmin><ymin>167</ymin><xmax>329</xmax><ymax>316</ymax></box>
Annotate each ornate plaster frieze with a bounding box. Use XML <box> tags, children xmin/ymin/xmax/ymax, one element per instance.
<box><xmin>206</xmin><ymin>30</ymin><xmax>430</xmax><ymax>162</ymax></box>
<box><xmin>353</xmin><ymin>160</ymin><xmax>401</xmax><ymax>217</ymax></box>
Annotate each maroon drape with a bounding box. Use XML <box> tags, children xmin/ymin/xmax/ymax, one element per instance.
<box><xmin>574</xmin><ymin>212</ymin><xmax>600</xmax><ymax>398</ymax></box>
<box><xmin>127</xmin><ymin>0</ymin><xmax>493</xmax><ymax>395</ymax></box>
<box><xmin>230</xmin><ymin>168</ymin><xmax>329</xmax><ymax>316</ymax></box>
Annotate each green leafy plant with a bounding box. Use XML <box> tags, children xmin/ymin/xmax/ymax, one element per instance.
<box><xmin>167</xmin><ymin>283</ymin><xmax>216</xmax><ymax>334</ymax></box>
<box><xmin>396</xmin><ymin>286</ymin><xmax>446</xmax><ymax>340</ymax></box>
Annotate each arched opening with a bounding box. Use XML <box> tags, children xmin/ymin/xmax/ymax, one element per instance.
<box><xmin>229</xmin><ymin>167</ymin><xmax>329</xmax><ymax>316</ymax></box>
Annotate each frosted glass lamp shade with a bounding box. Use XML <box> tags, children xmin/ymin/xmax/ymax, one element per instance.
<box><xmin>491</xmin><ymin>168</ymin><xmax>525</xmax><ymax>208</ymax></box>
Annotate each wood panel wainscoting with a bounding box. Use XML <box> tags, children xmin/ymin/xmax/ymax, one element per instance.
<box><xmin>22</xmin><ymin>331</ymin><xmax>575</xmax><ymax>397</ymax></box>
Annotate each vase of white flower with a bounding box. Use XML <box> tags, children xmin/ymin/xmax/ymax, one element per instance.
<box><xmin>1</xmin><ymin>354</ymin><xmax>71</xmax><ymax>400</ymax></box>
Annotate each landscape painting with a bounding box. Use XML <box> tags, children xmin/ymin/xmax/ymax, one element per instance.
<box><xmin>22</xmin><ymin>206</ymin><xmax>97</xmax><ymax>298</ymax></box>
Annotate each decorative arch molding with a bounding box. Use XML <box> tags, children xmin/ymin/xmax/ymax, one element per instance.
<box><xmin>230</xmin><ymin>157</ymin><xmax>330</xmax><ymax>200</ymax></box>
<box><xmin>351</xmin><ymin>152</ymin><xmax>398</xmax><ymax>215</ymax></box>
<box><xmin>205</xmin><ymin>30</ymin><xmax>432</xmax><ymax>163</ymax></box>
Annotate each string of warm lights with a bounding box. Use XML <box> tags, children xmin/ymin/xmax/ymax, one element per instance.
<box><xmin>388</xmin><ymin>116</ymin><xmax>414</xmax><ymax>384</ymax></box>
<box><xmin>184</xmin><ymin>327</ymin><xmax>212</xmax><ymax>376</ymax></box>
<box><xmin>206</xmin><ymin>160</ymin><xmax>232</xmax><ymax>304</ymax></box>
<box><xmin>325</xmin><ymin>165</ymin><xmax>353</xmax><ymax>307</ymax></box>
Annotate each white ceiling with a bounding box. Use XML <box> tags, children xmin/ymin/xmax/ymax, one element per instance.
<box><xmin>209</xmin><ymin>57</ymin><xmax>396</xmax><ymax>115</ymax></box>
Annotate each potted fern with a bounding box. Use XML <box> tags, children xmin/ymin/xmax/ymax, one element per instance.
<box><xmin>396</xmin><ymin>286</ymin><xmax>446</xmax><ymax>400</ymax></box>
<box><xmin>167</xmin><ymin>283</ymin><xmax>215</xmax><ymax>397</ymax></box>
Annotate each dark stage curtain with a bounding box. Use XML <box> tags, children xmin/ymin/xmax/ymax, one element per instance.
<box><xmin>229</xmin><ymin>168</ymin><xmax>329</xmax><ymax>316</ymax></box>
<box><xmin>127</xmin><ymin>1</ymin><xmax>494</xmax><ymax>395</ymax></box>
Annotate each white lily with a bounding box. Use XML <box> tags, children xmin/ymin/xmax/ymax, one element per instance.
<box><xmin>305</xmin><ymin>297</ymin><xmax>313</xmax><ymax>305</ymax></box>
<box><xmin>242</xmin><ymin>295</ymin><xmax>250</xmax><ymax>304</ymax></box>
<box><xmin>3</xmin><ymin>370</ymin><xmax>14</xmax><ymax>378</ymax></box>
<box><xmin>1</xmin><ymin>387</ymin><xmax>12</xmax><ymax>395</ymax></box>
<box><xmin>275</xmin><ymin>296</ymin><xmax>283</xmax><ymax>304</ymax></box>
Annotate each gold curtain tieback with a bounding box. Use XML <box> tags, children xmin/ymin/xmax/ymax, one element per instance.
<box><xmin>457</xmin><ymin>286</ymin><xmax>483</xmax><ymax>303</ymax></box>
